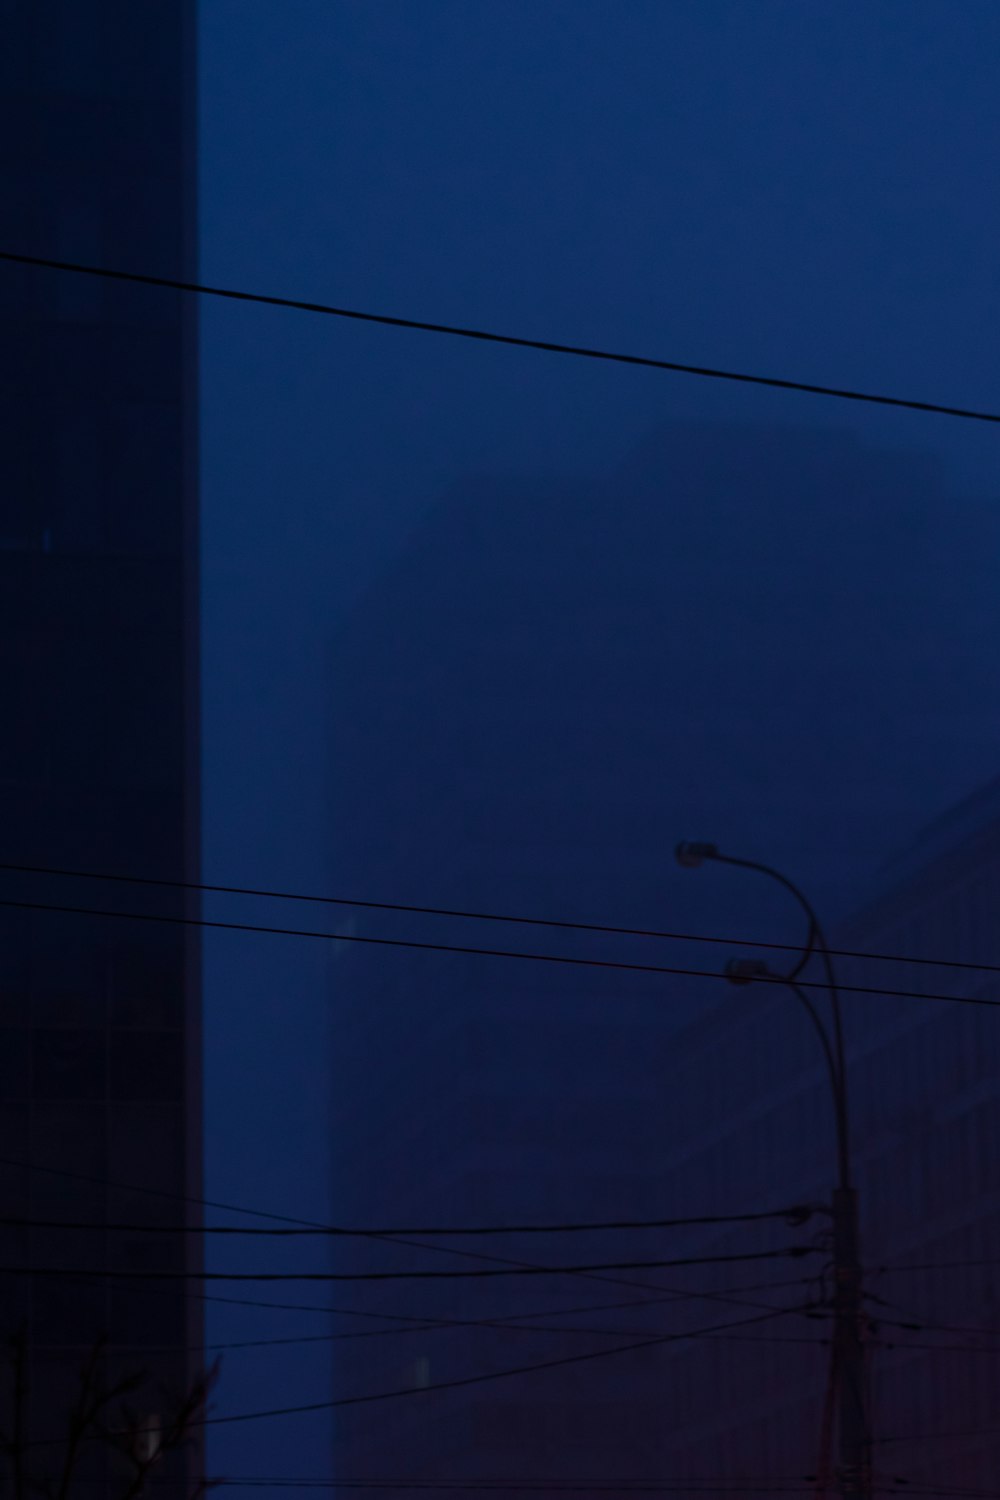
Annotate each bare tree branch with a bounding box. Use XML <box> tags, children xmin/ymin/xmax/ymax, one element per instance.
<box><xmin>0</xmin><ymin>1332</ymin><xmax>221</xmax><ymax>1500</ymax></box>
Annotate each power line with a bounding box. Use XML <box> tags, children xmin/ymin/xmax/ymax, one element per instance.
<box><xmin>872</xmin><ymin>1308</ymin><xmax>1000</xmax><ymax>1343</ymax></box>
<box><xmin>6</xmin><ymin>1239</ymin><xmax>822</xmax><ymax>1333</ymax></box>
<box><xmin>28</xmin><ymin>1305</ymin><xmax>809</xmax><ymax>1447</ymax></box>
<box><xmin>26</xmin><ymin>1272</ymin><xmax>822</xmax><ymax>1350</ymax></box>
<box><xmin>0</xmin><ymin>1245</ymin><xmax>816</xmax><ymax>1281</ymax></box>
<box><xmin>189</xmin><ymin>1272</ymin><xmax>821</xmax><ymax>1336</ymax></box>
<box><xmin>206</xmin><ymin>1318</ymin><xmax>830</xmax><ymax>1352</ymax></box>
<box><xmin>863</xmin><ymin>1288</ymin><xmax>1000</xmax><ymax>1346</ymax></box>
<box><xmin>875</xmin><ymin>1260</ymin><xmax>1000</xmax><ymax>1274</ymax></box>
<box><xmin>6</xmin><ymin>859</ymin><xmax>996</xmax><ymax>977</ymax></box>
<box><xmin>877</xmin><ymin>1338</ymin><xmax>1000</xmax><ymax>1356</ymax></box>
<box><xmin>49</xmin><ymin>1483</ymin><xmax>854</xmax><ymax>1498</ymax></box>
<box><xmin>873</xmin><ymin>1423</ymin><xmax>1000</xmax><ymax>1447</ymax></box>
<box><xmin>53</xmin><ymin>1482</ymin><xmax>840</xmax><ymax>1498</ymax></box>
<box><xmin>31</xmin><ymin>1254</ymin><xmax>815</xmax><ymax>1338</ymax></box>
<box><xmin>197</xmin><ymin>1487</ymin><xmax>815</xmax><ymax>1496</ymax></box>
<box><xmin>122</xmin><ymin>1480</ymin><xmax>1000</xmax><ymax>1499</ymax></box>
<box><xmin>164</xmin><ymin>1479</ymin><xmax>824</xmax><ymax>1495</ymax></box>
<box><xmin>182</xmin><ymin>1306</ymin><xmax>817</xmax><ymax>1434</ymax></box>
<box><xmin>192</xmin><ymin>1272</ymin><xmax>818</xmax><ymax>1322</ymax></box>
<box><xmin>0</xmin><ymin>1155</ymin><xmax>336</xmax><ymax>1230</ymax></box>
<box><xmin>1</xmin><ymin>894</ymin><xmax>995</xmax><ymax>1011</ymax></box>
<box><xmin>2</xmin><ymin>250</ymin><xmax>998</xmax><ymax>425</ymax></box>
<box><xmin>871</xmin><ymin>1490</ymin><xmax>997</xmax><ymax>1500</ymax></box>
<box><xmin>95</xmin><ymin>1476</ymin><xmax>832</xmax><ymax>1495</ymax></box>
<box><xmin>864</xmin><ymin>1291</ymin><xmax>1000</xmax><ymax>1356</ymax></box>
<box><xmin>0</xmin><ymin>1155</ymin><xmax>822</xmax><ymax>1320</ymax></box>
<box><xmin>195</xmin><ymin>1270</ymin><xmax>821</xmax><ymax>1328</ymax></box>
<box><xmin>878</xmin><ymin>1489</ymin><xmax>1000</xmax><ymax>1500</ymax></box>
<box><xmin>0</xmin><ymin>1204</ymin><xmax>813</xmax><ymax>1237</ymax></box>
<box><xmin>888</xmin><ymin>1490</ymin><xmax>1000</xmax><ymax>1500</ymax></box>
<box><xmin>209</xmin><ymin>1312</ymin><xmax>833</xmax><ymax>1350</ymax></box>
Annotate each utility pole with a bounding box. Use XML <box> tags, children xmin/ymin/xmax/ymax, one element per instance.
<box><xmin>832</xmin><ymin>1186</ymin><xmax>870</xmax><ymax>1499</ymax></box>
<box><xmin>676</xmin><ymin>842</ymin><xmax>871</xmax><ymax>1500</ymax></box>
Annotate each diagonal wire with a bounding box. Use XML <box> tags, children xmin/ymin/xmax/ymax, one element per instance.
<box><xmin>0</xmin><ymin>1155</ymin><xmax>823</xmax><ymax>1318</ymax></box>
<box><xmin>0</xmin><ymin>1204</ymin><xmax>813</xmax><ymax>1237</ymax></box>
<box><xmin>2</xmin><ymin>250</ymin><xmax>999</xmax><ymax>425</ymax></box>
<box><xmin>0</xmin><ymin>895</ymin><xmax>994</xmax><ymax>1011</ymax></box>
<box><xmin>4</xmin><ymin>858</ymin><xmax>998</xmax><ymax>976</ymax></box>
<box><xmin>26</xmin><ymin>1304</ymin><xmax>811</xmax><ymax>1447</ymax></box>
<box><xmin>0</xmin><ymin>1245</ymin><xmax>818</xmax><ymax>1282</ymax></box>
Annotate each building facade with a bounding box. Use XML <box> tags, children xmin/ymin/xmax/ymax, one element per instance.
<box><xmin>0</xmin><ymin>4</ymin><xmax>201</xmax><ymax>1488</ymax></box>
<box><xmin>329</xmin><ymin>427</ymin><xmax>1000</xmax><ymax>1491</ymax></box>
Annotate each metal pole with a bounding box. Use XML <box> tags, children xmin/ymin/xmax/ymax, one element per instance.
<box><xmin>675</xmin><ymin>846</ymin><xmax>871</xmax><ymax>1500</ymax></box>
<box><xmin>832</xmin><ymin>1186</ymin><xmax>870</xmax><ymax>1500</ymax></box>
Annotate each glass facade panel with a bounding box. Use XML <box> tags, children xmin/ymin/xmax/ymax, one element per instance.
<box><xmin>110</xmin><ymin>1031</ymin><xmax>184</xmax><ymax>1102</ymax></box>
<box><xmin>32</xmin><ymin>1029</ymin><xmax>106</xmax><ymax>1101</ymax></box>
<box><xmin>0</xmin><ymin>6</ymin><xmax>199</xmax><ymax>1486</ymax></box>
<box><xmin>0</xmin><ymin>1031</ymin><xmax>31</xmax><ymax>1100</ymax></box>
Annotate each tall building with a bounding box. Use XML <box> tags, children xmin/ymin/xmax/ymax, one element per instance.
<box><xmin>0</xmin><ymin>4</ymin><xmax>201</xmax><ymax>1487</ymax></box>
<box><xmin>329</xmin><ymin>425</ymin><xmax>1000</xmax><ymax>1488</ymax></box>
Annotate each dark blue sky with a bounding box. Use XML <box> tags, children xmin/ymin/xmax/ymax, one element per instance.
<box><xmin>197</xmin><ymin>1</ymin><xmax>1000</xmax><ymax>1480</ymax></box>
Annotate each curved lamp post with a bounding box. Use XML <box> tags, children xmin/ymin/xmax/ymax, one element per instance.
<box><xmin>676</xmin><ymin>842</ymin><xmax>870</xmax><ymax>1500</ymax></box>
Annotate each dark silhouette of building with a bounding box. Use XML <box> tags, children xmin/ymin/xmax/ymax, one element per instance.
<box><xmin>329</xmin><ymin>425</ymin><xmax>1000</xmax><ymax>1489</ymax></box>
<box><xmin>0</xmin><ymin>4</ymin><xmax>200</xmax><ymax>1484</ymax></box>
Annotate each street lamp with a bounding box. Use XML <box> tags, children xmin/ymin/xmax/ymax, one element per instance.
<box><xmin>675</xmin><ymin>842</ymin><xmax>870</xmax><ymax>1500</ymax></box>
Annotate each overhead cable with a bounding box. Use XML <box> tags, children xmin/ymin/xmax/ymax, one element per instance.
<box><xmin>0</xmin><ymin>895</ymin><xmax>993</xmax><ymax>1011</ymax></box>
<box><xmin>0</xmin><ymin>1155</ymin><xmax>821</xmax><ymax>1318</ymax></box>
<box><xmin>27</xmin><ymin>1305</ymin><xmax>807</xmax><ymax>1447</ymax></box>
<box><xmin>4</xmin><ymin>859</ymin><xmax>996</xmax><ymax>976</ymax></box>
<box><xmin>169</xmin><ymin>1478</ymin><xmax>826</xmax><ymax>1495</ymax></box>
<box><xmin>0</xmin><ymin>1203</ymin><xmax>814</xmax><ymax>1237</ymax></box>
<box><xmin>1</xmin><ymin>250</ymin><xmax>997</xmax><ymax>425</ymax></box>
<box><xmin>0</xmin><ymin>1245</ymin><xmax>817</xmax><ymax>1282</ymax></box>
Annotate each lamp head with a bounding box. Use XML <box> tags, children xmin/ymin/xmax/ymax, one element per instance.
<box><xmin>674</xmin><ymin>841</ymin><xmax>719</xmax><ymax>869</ymax></box>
